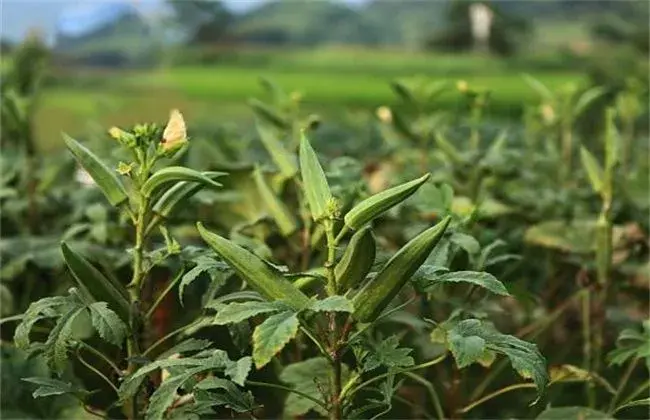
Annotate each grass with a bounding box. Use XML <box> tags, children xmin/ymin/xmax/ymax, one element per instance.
<box><xmin>35</xmin><ymin>48</ymin><xmax>585</xmax><ymax>152</ymax></box>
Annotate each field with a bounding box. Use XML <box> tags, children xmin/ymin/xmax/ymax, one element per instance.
<box><xmin>36</xmin><ymin>48</ymin><xmax>583</xmax><ymax>151</ymax></box>
<box><xmin>3</xmin><ymin>38</ymin><xmax>648</xmax><ymax>420</ymax></box>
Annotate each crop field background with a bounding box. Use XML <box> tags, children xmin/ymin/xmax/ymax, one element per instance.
<box><xmin>1</xmin><ymin>1</ymin><xmax>648</xmax><ymax>420</ymax></box>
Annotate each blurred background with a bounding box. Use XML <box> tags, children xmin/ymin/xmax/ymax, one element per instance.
<box><xmin>1</xmin><ymin>0</ymin><xmax>648</xmax><ymax>152</ymax></box>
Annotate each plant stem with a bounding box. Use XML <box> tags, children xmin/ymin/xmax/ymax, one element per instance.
<box><xmin>394</xmin><ymin>394</ymin><xmax>434</xmax><ymax>420</ymax></box>
<box><xmin>404</xmin><ymin>372</ymin><xmax>445</xmax><ymax>420</ymax></box>
<box><xmin>608</xmin><ymin>357</ymin><xmax>640</xmax><ymax>414</ymax></box>
<box><xmin>245</xmin><ymin>380</ymin><xmax>328</xmax><ymax>410</ymax></box>
<box><xmin>561</xmin><ymin>119</ymin><xmax>573</xmax><ymax>186</ymax></box>
<box><xmin>143</xmin><ymin>318</ymin><xmax>207</xmax><ymax>357</ymax></box>
<box><xmin>324</xmin><ymin>219</ymin><xmax>337</xmax><ymax>296</ymax></box>
<box><xmin>457</xmin><ymin>383</ymin><xmax>536</xmax><ymax>414</ymax></box>
<box><xmin>582</xmin><ymin>287</ymin><xmax>595</xmax><ymax>407</ymax></box>
<box><xmin>76</xmin><ymin>348</ymin><xmax>119</xmax><ymax>395</ymax></box>
<box><xmin>620</xmin><ymin>379</ymin><xmax>650</xmax><ymax>406</ymax></box>
<box><xmin>79</xmin><ymin>342</ymin><xmax>122</xmax><ymax>377</ymax></box>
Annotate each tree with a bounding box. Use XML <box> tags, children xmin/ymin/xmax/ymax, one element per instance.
<box><xmin>167</xmin><ymin>0</ymin><xmax>232</xmax><ymax>45</ymax></box>
<box><xmin>426</xmin><ymin>0</ymin><xmax>531</xmax><ymax>56</ymax></box>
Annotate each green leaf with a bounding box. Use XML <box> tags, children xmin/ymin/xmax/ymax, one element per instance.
<box><xmin>255</xmin><ymin>120</ymin><xmax>298</xmax><ymax>179</ymax></box>
<box><xmin>141</xmin><ymin>167</ymin><xmax>224</xmax><ymax>198</ymax></box>
<box><xmin>213</xmin><ymin>301</ymin><xmax>286</xmax><ymax>325</ymax></box>
<box><xmin>573</xmin><ymin>86</ymin><xmax>607</xmax><ymax>118</ymax></box>
<box><xmin>299</xmin><ymin>132</ymin><xmax>332</xmax><ymax>221</ymax></box>
<box><xmin>280</xmin><ymin>357</ymin><xmax>347</xmax><ymax>416</ymax></box>
<box><xmin>63</xmin><ymin>134</ymin><xmax>128</xmax><ymax>207</ymax></box>
<box><xmin>434</xmin><ymin>131</ymin><xmax>461</xmax><ymax>163</ymax></box>
<box><xmin>446</xmin><ymin>319</ymin><xmax>548</xmax><ymax>397</ymax></box>
<box><xmin>253</xmin><ymin>166</ymin><xmax>297</xmax><ymax>236</ymax></box>
<box><xmin>604</xmin><ymin>107</ymin><xmax>620</xmax><ymax>171</ymax></box>
<box><xmin>390</xmin><ymin>80</ymin><xmax>417</xmax><ymax>105</ymax></box>
<box><xmin>61</xmin><ymin>242</ymin><xmax>130</xmax><ymax>322</ymax></box>
<box><xmin>195</xmin><ymin>377</ymin><xmax>257</xmax><ymax>413</ymax></box>
<box><xmin>522</xmin><ymin>74</ymin><xmax>555</xmax><ymax>101</ymax></box>
<box><xmin>179</xmin><ymin>256</ymin><xmax>230</xmax><ymax>305</ymax></box>
<box><xmin>147</xmin><ymin>368</ymin><xmax>201</xmax><ymax>420</ymax></box>
<box><xmin>14</xmin><ymin>295</ymin><xmax>75</xmax><ymax>349</ymax></box>
<box><xmin>310</xmin><ymin>296</ymin><xmax>353</xmax><ymax>313</ymax></box>
<box><xmin>249</xmin><ymin>98</ymin><xmax>289</xmax><ymax>129</ymax></box>
<box><xmin>225</xmin><ymin>356</ymin><xmax>252</xmax><ymax>386</ymax></box>
<box><xmin>361</xmin><ymin>336</ymin><xmax>414</xmax><ymax>372</ymax></box>
<box><xmin>88</xmin><ymin>302</ymin><xmax>127</xmax><ymax>346</ymax></box>
<box><xmin>22</xmin><ymin>377</ymin><xmax>87</xmax><ymax>399</ymax></box>
<box><xmin>580</xmin><ymin>147</ymin><xmax>604</xmax><ymax>194</ymax></box>
<box><xmin>607</xmin><ymin>322</ymin><xmax>650</xmax><ymax>369</ymax></box>
<box><xmin>391</xmin><ymin>110</ymin><xmax>419</xmax><ymax>143</ymax></box>
<box><xmin>449</xmin><ymin>232</ymin><xmax>480</xmax><ymax>256</ymax></box>
<box><xmin>344</xmin><ymin>174</ymin><xmax>430</xmax><ymax>230</ymax></box>
<box><xmin>44</xmin><ymin>306</ymin><xmax>86</xmax><ymax>375</ymax></box>
<box><xmin>422</xmin><ymin>271</ymin><xmax>510</xmax><ymax>296</ymax></box>
<box><xmin>536</xmin><ymin>407</ymin><xmax>612</xmax><ymax>420</ymax></box>
<box><xmin>252</xmin><ymin>311</ymin><xmax>299</xmax><ymax>369</ymax></box>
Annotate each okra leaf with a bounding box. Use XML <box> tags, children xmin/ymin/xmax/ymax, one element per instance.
<box><xmin>195</xmin><ymin>377</ymin><xmax>257</xmax><ymax>413</ymax></box>
<box><xmin>309</xmin><ymin>296</ymin><xmax>353</xmax><ymax>313</ymax></box>
<box><xmin>573</xmin><ymin>86</ymin><xmax>607</xmax><ymax>119</ymax></box>
<box><xmin>299</xmin><ymin>132</ymin><xmax>332</xmax><ymax>221</ymax></box>
<box><xmin>224</xmin><ymin>356</ymin><xmax>252</xmax><ymax>386</ymax></box>
<box><xmin>88</xmin><ymin>302</ymin><xmax>128</xmax><ymax>347</ymax></box>
<box><xmin>280</xmin><ymin>357</ymin><xmax>348</xmax><ymax>416</ymax></box>
<box><xmin>252</xmin><ymin>310</ymin><xmax>299</xmax><ymax>369</ymax></box>
<box><xmin>446</xmin><ymin>319</ymin><xmax>548</xmax><ymax>399</ymax></box>
<box><xmin>253</xmin><ymin>166</ymin><xmax>297</xmax><ymax>236</ymax></box>
<box><xmin>421</xmin><ymin>271</ymin><xmax>510</xmax><ymax>296</ymax></box>
<box><xmin>449</xmin><ymin>232</ymin><xmax>480</xmax><ymax>256</ymax></box>
<box><xmin>179</xmin><ymin>256</ymin><xmax>231</xmax><ymax>305</ymax></box>
<box><xmin>249</xmin><ymin>98</ymin><xmax>289</xmax><ymax>130</ymax></box>
<box><xmin>361</xmin><ymin>335</ymin><xmax>414</xmax><ymax>372</ymax></box>
<box><xmin>22</xmin><ymin>377</ymin><xmax>88</xmax><ymax>399</ymax></box>
<box><xmin>213</xmin><ymin>301</ymin><xmax>288</xmax><ymax>325</ymax></box>
<box><xmin>580</xmin><ymin>147</ymin><xmax>604</xmax><ymax>194</ymax></box>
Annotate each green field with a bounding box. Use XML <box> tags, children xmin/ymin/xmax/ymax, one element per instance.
<box><xmin>37</xmin><ymin>49</ymin><xmax>585</xmax><ymax>151</ymax></box>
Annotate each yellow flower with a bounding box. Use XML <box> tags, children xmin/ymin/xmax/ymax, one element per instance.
<box><xmin>456</xmin><ymin>80</ymin><xmax>469</xmax><ymax>93</ymax></box>
<box><xmin>376</xmin><ymin>106</ymin><xmax>392</xmax><ymax>123</ymax></box>
<box><xmin>161</xmin><ymin>109</ymin><xmax>187</xmax><ymax>153</ymax></box>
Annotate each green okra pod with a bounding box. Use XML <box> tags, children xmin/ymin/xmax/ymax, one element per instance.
<box><xmin>344</xmin><ymin>173</ymin><xmax>430</xmax><ymax>230</ymax></box>
<box><xmin>141</xmin><ymin>167</ymin><xmax>224</xmax><ymax>198</ymax></box>
<box><xmin>352</xmin><ymin>216</ymin><xmax>451</xmax><ymax>322</ymax></box>
<box><xmin>334</xmin><ymin>226</ymin><xmax>376</xmax><ymax>293</ymax></box>
<box><xmin>197</xmin><ymin>223</ymin><xmax>310</xmax><ymax>311</ymax></box>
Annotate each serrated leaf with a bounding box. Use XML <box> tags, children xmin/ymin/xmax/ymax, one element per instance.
<box><xmin>213</xmin><ymin>301</ymin><xmax>286</xmax><ymax>325</ymax></box>
<box><xmin>225</xmin><ymin>356</ymin><xmax>252</xmax><ymax>386</ymax></box>
<box><xmin>615</xmin><ymin>398</ymin><xmax>650</xmax><ymax>413</ymax></box>
<box><xmin>179</xmin><ymin>256</ymin><xmax>231</xmax><ymax>305</ymax></box>
<box><xmin>361</xmin><ymin>336</ymin><xmax>414</xmax><ymax>372</ymax></box>
<box><xmin>299</xmin><ymin>132</ymin><xmax>332</xmax><ymax>221</ymax></box>
<box><xmin>44</xmin><ymin>306</ymin><xmax>86</xmax><ymax>375</ymax></box>
<box><xmin>449</xmin><ymin>232</ymin><xmax>480</xmax><ymax>255</ymax></box>
<box><xmin>195</xmin><ymin>377</ymin><xmax>257</xmax><ymax>413</ymax></box>
<box><xmin>14</xmin><ymin>295</ymin><xmax>76</xmax><ymax>349</ymax></box>
<box><xmin>446</xmin><ymin>319</ymin><xmax>548</xmax><ymax>397</ymax></box>
<box><xmin>423</xmin><ymin>271</ymin><xmax>510</xmax><ymax>296</ymax></box>
<box><xmin>22</xmin><ymin>377</ymin><xmax>87</xmax><ymax>399</ymax></box>
<box><xmin>88</xmin><ymin>302</ymin><xmax>127</xmax><ymax>346</ymax></box>
<box><xmin>310</xmin><ymin>296</ymin><xmax>353</xmax><ymax>313</ymax></box>
<box><xmin>252</xmin><ymin>311</ymin><xmax>299</xmax><ymax>369</ymax></box>
<box><xmin>580</xmin><ymin>147</ymin><xmax>604</xmax><ymax>194</ymax></box>
<box><xmin>147</xmin><ymin>368</ymin><xmax>201</xmax><ymax>420</ymax></box>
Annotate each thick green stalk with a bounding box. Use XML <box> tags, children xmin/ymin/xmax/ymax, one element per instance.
<box><xmin>324</xmin><ymin>219</ymin><xmax>343</xmax><ymax>420</ymax></box>
<box><xmin>582</xmin><ymin>289</ymin><xmax>594</xmax><ymax>407</ymax></box>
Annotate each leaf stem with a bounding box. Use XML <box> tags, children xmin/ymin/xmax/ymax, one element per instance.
<box><xmin>608</xmin><ymin>357</ymin><xmax>640</xmax><ymax>414</ymax></box>
<box><xmin>342</xmin><ymin>354</ymin><xmax>447</xmax><ymax>400</ymax></box>
<box><xmin>79</xmin><ymin>342</ymin><xmax>122</xmax><ymax>377</ymax></box>
<box><xmin>299</xmin><ymin>324</ymin><xmax>332</xmax><ymax>362</ymax></box>
<box><xmin>143</xmin><ymin>319</ymin><xmax>207</xmax><ymax>357</ymax></box>
<box><xmin>457</xmin><ymin>383</ymin><xmax>536</xmax><ymax>414</ymax></box>
<box><xmin>144</xmin><ymin>268</ymin><xmax>184</xmax><ymax>321</ymax></box>
<box><xmin>76</xmin><ymin>347</ymin><xmax>119</xmax><ymax>395</ymax></box>
<box><xmin>245</xmin><ymin>380</ymin><xmax>328</xmax><ymax>410</ymax></box>
<box><xmin>404</xmin><ymin>372</ymin><xmax>445</xmax><ymax>420</ymax></box>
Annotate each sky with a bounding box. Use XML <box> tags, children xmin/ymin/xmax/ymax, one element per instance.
<box><xmin>0</xmin><ymin>0</ymin><xmax>373</xmax><ymax>43</ymax></box>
